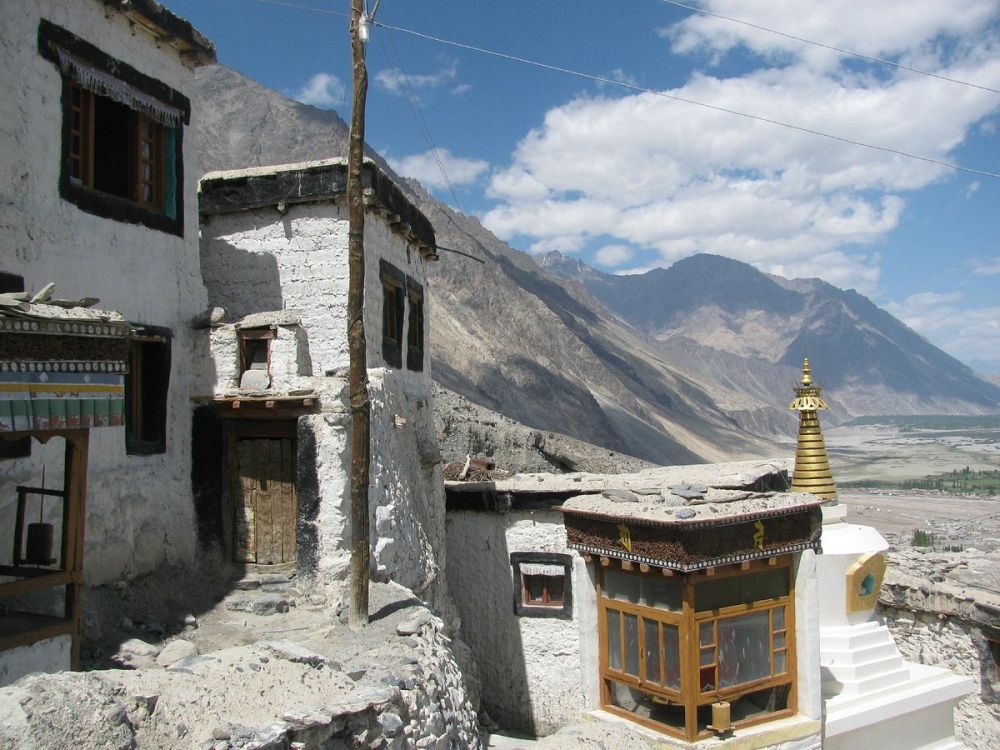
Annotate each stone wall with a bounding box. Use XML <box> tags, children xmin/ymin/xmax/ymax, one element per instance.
<box><xmin>0</xmin><ymin>0</ymin><xmax>211</xmax><ymax>585</ymax></box>
<box><xmin>445</xmin><ymin>509</ymin><xmax>594</xmax><ymax>735</ymax></box>
<box><xmin>880</xmin><ymin>600</ymin><xmax>1000</xmax><ymax>750</ymax></box>
<box><xmin>0</xmin><ymin>592</ymin><xmax>481</xmax><ymax>749</ymax></box>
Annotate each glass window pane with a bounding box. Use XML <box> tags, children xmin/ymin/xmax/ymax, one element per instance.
<box><xmin>774</xmin><ymin>650</ymin><xmax>787</xmax><ymax>674</ymax></box>
<box><xmin>603</xmin><ymin>568</ymin><xmax>640</xmax><ymax>603</ymax></box>
<box><xmin>718</xmin><ymin>610</ymin><xmax>771</xmax><ymax>688</ymax></box>
<box><xmin>662</xmin><ymin>624</ymin><xmax>680</xmax><ymax>690</ymax></box>
<box><xmin>624</xmin><ymin>613</ymin><xmax>640</xmax><ymax>677</ymax></box>
<box><xmin>773</xmin><ymin>632</ymin><xmax>786</xmax><ymax>650</ymax></box>
<box><xmin>700</xmin><ymin>665</ymin><xmax>716</xmax><ymax>692</ymax></box>
<box><xmin>700</xmin><ymin>621</ymin><xmax>714</xmax><ymax>646</ymax></box>
<box><xmin>644</xmin><ymin>619</ymin><xmax>660</xmax><ymax>683</ymax></box>
<box><xmin>606</xmin><ymin>679</ymin><xmax>686</xmax><ymax>731</ymax></box>
<box><xmin>607</xmin><ymin>610</ymin><xmax>621</xmax><ymax>671</ymax></box>
<box><xmin>696</xmin><ymin>569</ymin><xmax>789</xmax><ymax>611</ymax></box>
<box><xmin>773</xmin><ymin>606</ymin><xmax>785</xmax><ymax>630</ymax></box>
<box><xmin>700</xmin><ymin>647</ymin><xmax>714</xmax><ymax>666</ymax></box>
<box><xmin>547</xmin><ymin>575</ymin><xmax>565</xmax><ymax>603</ymax></box>
<box><xmin>524</xmin><ymin>575</ymin><xmax>544</xmax><ymax>603</ymax></box>
<box><xmin>640</xmin><ymin>576</ymin><xmax>683</xmax><ymax>611</ymax></box>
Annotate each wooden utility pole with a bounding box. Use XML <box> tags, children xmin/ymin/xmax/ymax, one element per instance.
<box><xmin>347</xmin><ymin>0</ymin><xmax>370</xmax><ymax>629</ymax></box>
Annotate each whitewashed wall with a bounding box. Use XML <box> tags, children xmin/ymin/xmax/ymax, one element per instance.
<box><xmin>0</xmin><ymin>0</ymin><xmax>209</xmax><ymax>584</ymax></box>
<box><xmin>445</xmin><ymin>510</ymin><xmax>591</xmax><ymax>735</ymax></box>
<box><xmin>198</xmin><ymin>195</ymin><xmax>443</xmax><ymax>600</ymax></box>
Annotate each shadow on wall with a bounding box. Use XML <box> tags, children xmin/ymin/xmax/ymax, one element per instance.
<box><xmin>199</xmin><ymin>232</ymin><xmax>284</xmax><ymax>321</ymax></box>
<box><xmin>446</xmin><ymin>512</ymin><xmax>537</xmax><ymax>733</ymax></box>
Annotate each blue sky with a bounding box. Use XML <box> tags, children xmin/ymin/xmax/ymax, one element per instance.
<box><xmin>170</xmin><ymin>1</ymin><xmax>1000</xmax><ymax>373</ymax></box>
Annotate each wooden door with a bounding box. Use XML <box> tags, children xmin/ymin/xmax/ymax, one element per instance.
<box><xmin>234</xmin><ymin>437</ymin><xmax>297</xmax><ymax>564</ymax></box>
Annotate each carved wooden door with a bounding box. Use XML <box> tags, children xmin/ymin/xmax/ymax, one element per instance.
<box><xmin>234</xmin><ymin>437</ymin><xmax>297</xmax><ymax>564</ymax></box>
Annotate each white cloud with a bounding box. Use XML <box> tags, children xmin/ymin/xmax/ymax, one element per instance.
<box><xmin>482</xmin><ymin>2</ymin><xmax>1000</xmax><ymax>294</ymax></box>
<box><xmin>374</xmin><ymin>62</ymin><xmax>458</xmax><ymax>96</ymax></box>
<box><xmin>452</xmin><ymin>83</ymin><xmax>473</xmax><ymax>96</ymax></box>
<box><xmin>885</xmin><ymin>291</ymin><xmax>1000</xmax><ymax>367</ymax></box>
<box><xmin>969</xmin><ymin>256</ymin><xmax>1000</xmax><ymax>275</ymax></box>
<box><xmin>388</xmin><ymin>149</ymin><xmax>489</xmax><ymax>190</ymax></box>
<box><xmin>595</xmin><ymin>244</ymin><xmax>635</xmax><ymax>267</ymax></box>
<box><xmin>293</xmin><ymin>73</ymin><xmax>345</xmax><ymax>108</ymax></box>
<box><xmin>965</xmin><ymin>180</ymin><xmax>981</xmax><ymax>198</ymax></box>
<box><xmin>528</xmin><ymin>236</ymin><xmax>586</xmax><ymax>255</ymax></box>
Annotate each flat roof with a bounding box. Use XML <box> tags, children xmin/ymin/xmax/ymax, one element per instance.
<box><xmin>199</xmin><ymin>159</ymin><xmax>437</xmax><ymax>260</ymax></box>
<box><xmin>102</xmin><ymin>0</ymin><xmax>216</xmax><ymax>65</ymax></box>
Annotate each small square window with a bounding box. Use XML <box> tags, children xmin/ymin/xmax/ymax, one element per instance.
<box><xmin>126</xmin><ymin>328</ymin><xmax>171</xmax><ymax>456</ymax></box>
<box><xmin>238</xmin><ymin>328</ymin><xmax>274</xmax><ymax>390</ymax></box>
<box><xmin>380</xmin><ymin>260</ymin><xmax>405</xmax><ymax>369</ymax></box>
<box><xmin>511</xmin><ymin>552</ymin><xmax>573</xmax><ymax>618</ymax></box>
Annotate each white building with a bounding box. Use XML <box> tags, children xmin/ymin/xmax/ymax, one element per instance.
<box><xmin>196</xmin><ymin>159</ymin><xmax>448</xmax><ymax>605</ymax></box>
<box><xmin>0</xmin><ymin>0</ymin><xmax>214</xmax><ymax>681</ymax></box>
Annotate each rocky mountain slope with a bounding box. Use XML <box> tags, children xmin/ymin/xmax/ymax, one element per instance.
<box><xmin>194</xmin><ymin>64</ymin><xmax>998</xmax><ymax>465</ymax></box>
<box><xmin>542</xmin><ymin>252</ymin><xmax>1000</xmax><ymax>429</ymax></box>
<box><xmin>194</xmin><ymin>64</ymin><xmax>781</xmax><ymax>464</ymax></box>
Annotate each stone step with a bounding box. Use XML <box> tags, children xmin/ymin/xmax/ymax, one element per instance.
<box><xmin>823</xmin><ymin>639</ymin><xmax>902</xmax><ymax>667</ymax></box>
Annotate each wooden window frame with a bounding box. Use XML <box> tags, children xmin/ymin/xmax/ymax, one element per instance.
<box><xmin>238</xmin><ymin>328</ymin><xmax>275</xmax><ymax>382</ymax></box>
<box><xmin>406</xmin><ymin>277</ymin><xmax>424</xmax><ymax>372</ymax></box>
<box><xmin>38</xmin><ymin>19</ymin><xmax>188</xmax><ymax>236</ymax></box>
<box><xmin>125</xmin><ymin>328</ymin><xmax>171</xmax><ymax>456</ymax></box>
<box><xmin>511</xmin><ymin>552</ymin><xmax>573</xmax><ymax>619</ymax></box>
<box><xmin>380</xmin><ymin>260</ymin><xmax>405</xmax><ymax>369</ymax></box>
<box><xmin>598</xmin><ymin>557</ymin><xmax>796</xmax><ymax>741</ymax></box>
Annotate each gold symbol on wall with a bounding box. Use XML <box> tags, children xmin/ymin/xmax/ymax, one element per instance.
<box><xmin>617</xmin><ymin>523</ymin><xmax>633</xmax><ymax>553</ymax></box>
<box><xmin>753</xmin><ymin>520</ymin><xmax>765</xmax><ymax>550</ymax></box>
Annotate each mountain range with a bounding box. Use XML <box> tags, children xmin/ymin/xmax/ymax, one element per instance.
<box><xmin>194</xmin><ymin>64</ymin><xmax>1000</xmax><ymax>465</ymax></box>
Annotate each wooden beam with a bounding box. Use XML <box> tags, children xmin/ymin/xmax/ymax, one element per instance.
<box><xmin>639</xmin><ymin>563</ymin><xmax>651</xmax><ymax>573</ymax></box>
<box><xmin>661</xmin><ymin>567</ymin><xmax>675</xmax><ymax>577</ymax></box>
<box><xmin>741</xmin><ymin>560</ymin><xmax>751</xmax><ymax>571</ymax></box>
<box><xmin>621</xmin><ymin>561</ymin><xmax>634</xmax><ymax>571</ymax></box>
<box><xmin>600</xmin><ymin>556</ymin><xmax>611</xmax><ymax>567</ymax></box>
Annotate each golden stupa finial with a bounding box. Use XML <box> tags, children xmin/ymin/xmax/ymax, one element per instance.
<box><xmin>789</xmin><ymin>357</ymin><xmax>837</xmax><ymax>500</ymax></box>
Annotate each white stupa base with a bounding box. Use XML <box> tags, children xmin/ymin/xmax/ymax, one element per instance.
<box><xmin>823</xmin><ymin>653</ymin><xmax>971</xmax><ymax>750</ymax></box>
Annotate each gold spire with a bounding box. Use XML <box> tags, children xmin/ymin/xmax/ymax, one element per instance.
<box><xmin>789</xmin><ymin>358</ymin><xmax>837</xmax><ymax>500</ymax></box>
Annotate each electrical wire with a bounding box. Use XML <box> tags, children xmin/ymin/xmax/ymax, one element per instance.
<box><xmin>372</xmin><ymin>19</ymin><xmax>1000</xmax><ymax>180</ymax></box>
<box><xmin>376</xmin><ymin>29</ymin><xmax>480</xmax><ymax>240</ymax></box>
<box><xmin>251</xmin><ymin>0</ymin><xmax>350</xmax><ymax>18</ymax></box>
<box><xmin>657</xmin><ymin>0</ymin><xmax>1000</xmax><ymax>96</ymax></box>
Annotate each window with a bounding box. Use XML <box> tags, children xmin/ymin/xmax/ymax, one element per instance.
<box><xmin>599</xmin><ymin>558</ymin><xmax>795</xmax><ymax>740</ymax></box>
<box><xmin>125</xmin><ymin>328</ymin><xmax>171</xmax><ymax>455</ymax></box>
<box><xmin>406</xmin><ymin>278</ymin><xmax>424</xmax><ymax>372</ymax></box>
<box><xmin>988</xmin><ymin>637</ymin><xmax>1000</xmax><ymax>682</ymax></box>
<box><xmin>0</xmin><ymin>273</ymin><xmax>29</xmax><ymax>458</ymax></box>
<box><xmin>39</xmin><ymin>20</ymin><xmax>188</xmax><ymax>236</ymax></box>
<box><xmin>511</xmin><ymin>552</ymin><xmax>573</xmax><ymax>618</ymax></box>
<box><xmin>380</xmin><ymin>260</ymin><xmax>405</xmax><ymax>369</ymax></box>
<box><xmin>238</xmin><ymin>328</ymin><xmax>274</xmax><ymax>390</ymax></box>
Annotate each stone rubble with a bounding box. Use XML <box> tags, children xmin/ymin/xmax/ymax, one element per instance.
<box><xmin>0</xmin><ymin>583</ymin><xmax>482</xmax><ymax>750</ymax></box>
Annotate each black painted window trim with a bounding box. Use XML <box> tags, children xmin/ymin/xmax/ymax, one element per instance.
<box><xmin>380</xmin><ymin>260</ymin><xmax>405</xmax><ymax>369</ymax></box>
<box><xmin>511</xmin><ymin>551</ymin><xmax>574</xmax><ymax>619</ymax></box>
<box><xmin>125</xmin><ymin>324</ymin><xmax>172</xmax><ymax>456</ymax></box>
<box><xmin>38</xmin><ymin>19</ymin><xmax>189</xmax><ymax>237</ymax></box>
<box><xmin>406</xmin><ymin>277</ymin><xmax>424</xmax><ymax>372</ymax></box>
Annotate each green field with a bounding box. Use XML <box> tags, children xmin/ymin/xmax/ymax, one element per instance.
<box><xmin>841</xmin><ymin>467</ymin><xmax>1000</xmax><ymax>495</ymax></box>
<box><xmin>843</xmin><ymin>415</ymin><xmax>1000</xmax><ymax>430</ymax></box>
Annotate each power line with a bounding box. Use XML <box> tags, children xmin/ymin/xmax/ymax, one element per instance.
<box><xmin>376</xmin><ymin>29</ymin><xmax>480</xmax><ymax>239</ymax></box>
<box><xmin>251</xmin><ymin>0</ymin><xmax>349</xmax><ymax>18</ymax></box>
<box><xmin>372</xmin><ymin>19</ymin><xmax>1000</xmax><ymax>181</ymax></box>
<box><xmin>657</xmin><ymin>0</ymin><xmax>1000</xmax><ymax>96</ymax></box>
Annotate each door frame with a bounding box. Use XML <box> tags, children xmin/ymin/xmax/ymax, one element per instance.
<box><xmin>223</xmin><ymin>419</ymin><xmax>298</xmax><ymax>568</ymax></box>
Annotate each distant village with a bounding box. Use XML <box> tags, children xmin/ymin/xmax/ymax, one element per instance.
<box><xmin>0</xmin><ymin>2</ymin><xmax>997</xmax><ymax>749</ymax></box>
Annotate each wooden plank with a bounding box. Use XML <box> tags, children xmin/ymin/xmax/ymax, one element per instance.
<box><xmin>257</xmin><ymin>439</ymin><xmax>278</xmax><ymax>564</ymax></box>
<box><xmin>234</xmin><ymin>440</ymin><xmax>255</xmax><ymax>563</ymax></box>
<box><xmin>0</xmin><ymin>619</ymin><xmax>75</xmax><ymax>654</ymax></box>
<box><xmin>0</xmin><ymin>571</ymin><xmax>73</xmax><ymax>598</ymax></box>
<box><xmin>279</xmin><ymin>438</ymin><xmax>296</xmax><ymax>564</ymax></box>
